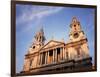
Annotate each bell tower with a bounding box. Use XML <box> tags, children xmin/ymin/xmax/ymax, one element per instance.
<box><xmin>28</xmin><ymin>27</ymin><xmax>46</xmax><ymax>54</ymax></box>
<box><xmin>23</xmin><ymin>27</ymin><xmax>46</xmax><ymax>72</ymax></box>
<box><xmin>69</xmin><ymin>17</ymin><xmax>86</xmax><ymax>42</ymax></box>
<box><xmin>68</xmin><ymin>17</ymin><xmax>90</xmax><ymax>59</ymax></box>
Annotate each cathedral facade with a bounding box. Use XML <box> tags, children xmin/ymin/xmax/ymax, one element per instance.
<box><xmin>20</xmin><ymin>17</ymin><xmax>92</xmax><ymax>75</ymax></box>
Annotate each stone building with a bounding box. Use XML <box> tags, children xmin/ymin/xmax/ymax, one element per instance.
<box><xmin>20</xmin><ymin>17</ymin><xmax>92</xmax><ymax>75</ymax></box>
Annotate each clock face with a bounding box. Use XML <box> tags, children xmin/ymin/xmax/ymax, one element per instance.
<box><xmin>73</xmin><ymin>33</ymin><xmax>79</xmax><ymax>38</ymax></box>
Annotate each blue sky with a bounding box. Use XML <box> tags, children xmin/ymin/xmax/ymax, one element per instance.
<box><xmin>16</xmin><ymin>4</ymin><xmax>95</xmax><ymax>73</ymax></box>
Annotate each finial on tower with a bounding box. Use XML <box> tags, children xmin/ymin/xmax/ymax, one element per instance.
<box><xmin>39</xmin><ymin>25</ymin><xmax>44</xmax><ymax>34</ymax></box>
<box><xmin>34</xmin><ymin>26</ymin><xmax>46</xmax><ymax>46</ymax></box>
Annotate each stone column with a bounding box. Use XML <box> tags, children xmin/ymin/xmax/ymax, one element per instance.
<box><xmin>39</xmin><ymin>53</ymin><xmax>41</xmax><ymax>65</ymax></box>
<box><xmin>40</xmin><ymin>53</ymin><xmax>43</xmax><ymax>65</ymax></box>
<box><xmin>55</xmin><ymin>49</ymin><xmax>57</xmax><ymax>62</ymax></box>
<box><xmin>62</xmin><ymin>47</ymin><xmax>64</xmax><ymax>60</ymax></box>
<box><xmin>47</xmin><ymin>51</ymin><xmax>49</xmax><ymax>64</ymax></box>
<box><xmin>38</xmin><ymin>53</ymin><xmax>40</xmax><ymax>65</ymax></box>
<box><xmin>45</xmin><ymin>52</ymin><xmax>47</xmax><ymax>64</ymax></box>
<box><xmin>53</xmin><ymin>49</ymin><xmax>55</xmax><ymax>63</ymax></box>
<box><xmin>64</xmin><ymin>48</ymin><xmax>66</xmax><ymax>60</ymax></box>
<box><xmin>61</xmin><ymin>47</ymin><xmax>63</xmax><ymax>60</ymax></box>
<box><xmin>63</xmin><ymin>47</ymin><xmax>65</xmax><ymax>60</ymax></box>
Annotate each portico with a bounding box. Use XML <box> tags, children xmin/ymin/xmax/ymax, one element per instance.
<box><xmin>39</xmin><ymin>44</ymin><xmax>68</xmax><ymax>66</ymax></box>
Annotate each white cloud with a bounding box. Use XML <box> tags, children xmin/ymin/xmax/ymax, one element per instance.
<box><xmin>16</xmin><ymin>5</ymin><xmax>63</xmax><ymax>26</ymax></box>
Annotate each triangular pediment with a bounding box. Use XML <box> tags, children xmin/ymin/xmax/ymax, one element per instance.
<box><xmin>42</xmin><ymin>40</ymin><xmax>64</xmax><ymax>49</ymax></box>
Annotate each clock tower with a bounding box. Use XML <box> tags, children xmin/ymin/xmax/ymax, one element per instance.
<box><xmin>68</xmin><ymin>17</ymin><xmax>90</xmax><ymax>59</ymax></box>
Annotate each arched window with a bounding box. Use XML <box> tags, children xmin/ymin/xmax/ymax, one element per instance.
<box><xmin>32</xmin><ymin>46</ymin><xmax>35</xmax><ymax>49</ymax></box>
<box><xmin>39</xmin><ymin>36</ymin><xmax>41</xmax><ymax>42</ymax></box>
